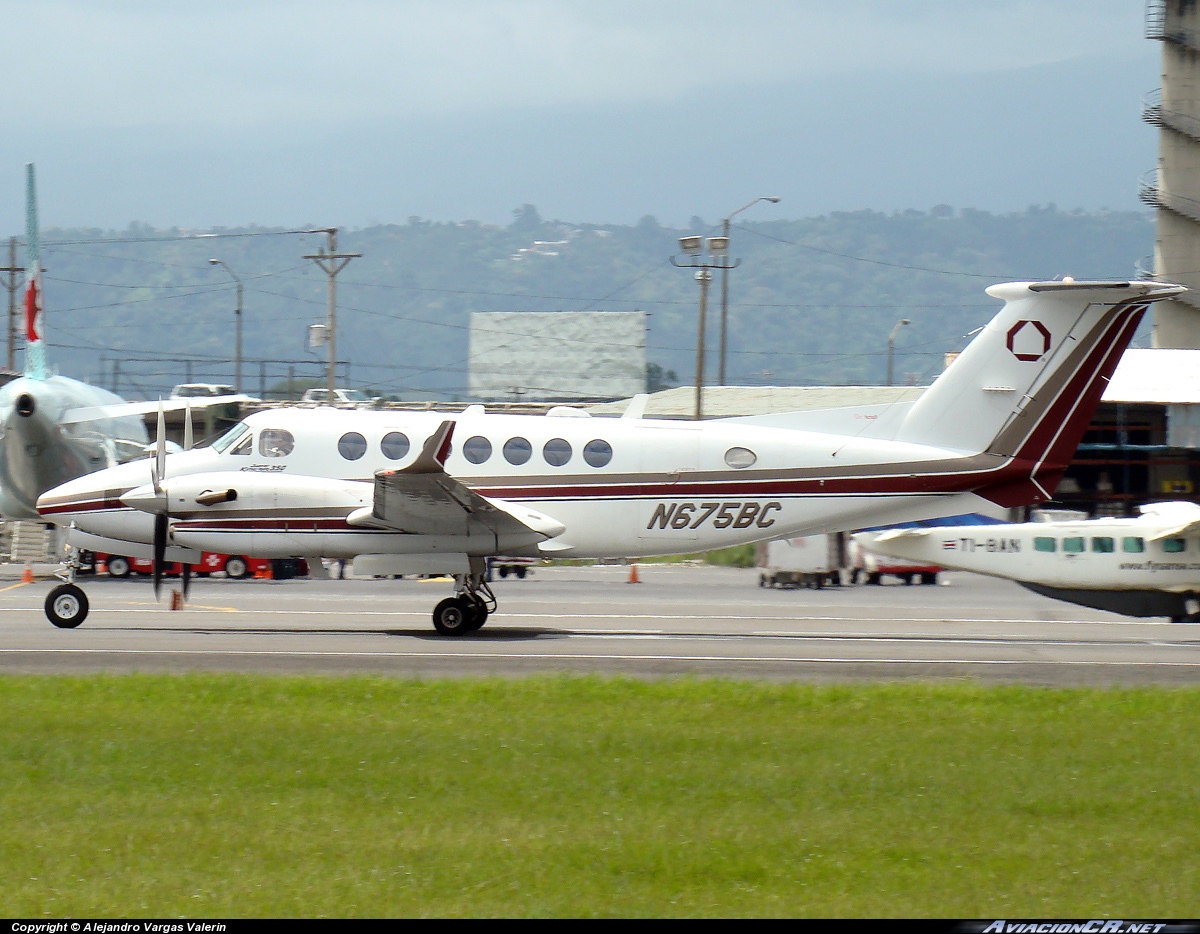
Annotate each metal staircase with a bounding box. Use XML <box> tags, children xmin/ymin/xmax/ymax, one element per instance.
<box><xmin>5</xmin><ymin>521</ymin><xmax>55</xmax><ymax>563</ymax></box>
<box><xmin>1142</xmin><ymin>88</ymin><xmax>1200</xmax><ymax>143</ymax></box>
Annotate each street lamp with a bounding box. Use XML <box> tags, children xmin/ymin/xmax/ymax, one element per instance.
<box><xmin>719</xmin><ymin>196</ymin><xmax>780</xmax><ymax>385</ymax></box>
<box><xmin>886</xmin><ymin>318</ymin><xmax>911</xmax><ymax>387</ymax></box>
<box><xmin>208</xmin><ymin>258</ymin><xmax>243</xmax><ymax>393</ymax></box>
<box><xmin>672</xmin><ymin>237</ymin><xmax>739</xmax><ymax>420</ymax></box>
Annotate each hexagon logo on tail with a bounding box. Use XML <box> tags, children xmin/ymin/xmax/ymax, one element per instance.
<box><xmin>1006</xmin><ymin>320</ymin><xmax>1051</xmax><ymax>361</ymax></box>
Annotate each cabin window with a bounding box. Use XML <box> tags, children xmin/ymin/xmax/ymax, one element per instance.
<box><xmin>1034</xmin><ymin>537</ymin><xmax>1056</xmax><ymax>553</ymax></box>
<box><xmin>212</xmin><ymin>422</ymin><xmax>251</xmax><ymax>453</ymax></box>
<box><xmin>1122</xmin><ymin>537</ymin><xmax>1145</xmax><ymax>553</ymax></box>
<box><xmin>258</xmin><ymin>429</ymin><xmax>294</xmax><ymax>458</ymax></box>
<box><xmin>1091</xmin><ymin>537</ymin><xmax>1114</xmax><ymax>554</ymax></box>
<box><xmin>504</xmin><ymin>437</ymin><xmax>532</xmax><ymax>465</ymax></box>
<box><xmin>380</xmin><ymin>431</ymin><xmax>410</xmax><ymax>460</ymax></box>
<box><xmin>543</xmin><ymin>438</ymin><xmax>572</xmax><ymax>467</ymax></box>
<box><xmin>583</xmin><ymin>439</ymin><xmax>613</xmax><ymax>468</ymax></box>
<box><xmin>725</xmin><ymin>446</ymin><xmax>757</xmax><ymax>469</ymax></box>
<box><xmin>1063</xmin><ymin>537</ymin><xmax>1085</xmax><ymax>554</ymax></box>
<box><xmin>463</xmin><ymin>436</ymin><xmax>492</xmax><ymax>465</ymax></box>
<box><xmin>338</xmin><ymin>431</ymin><xmax>368</xmax><ymax>461</ymax></box>
<box><xmin>1163</xmin><ymin>538</ymin><xmax>1187</xmax><ymax>554</ymax></box>
<box><xmin>229</xmin><ymin>432</ymin><xmax>253</xmax><ymax>456</ymax></box>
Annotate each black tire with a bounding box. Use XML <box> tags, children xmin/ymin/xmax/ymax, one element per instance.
<box><xmin>464</xmin><ymin>595</ymin><xmax>489</xmax><ymax>632</ymax></box>
<box><xmin>432</xmin><ymin>596</ymin><xmax>472</xmax><ymax>636</ymax></box>
<box><xmin>515</xmin><ymin>567</ymin><xmax>527</xmax><ymax>579</ymax></box>
<box><xmin>867</xmin><ymin>572</ymin><xmax>882</xmax><ymax>586</ymax></box>
<box><xmin>920</xmin><ymin>572</ymin><xmax>938</xmax><ymax>585</ymax></box>
<box><xmin>45</xmin><ymin>583</ymin><xmax>89</xmax><ymax>629</ymax></box>
<box><xmin>107</xmin><ymin>556</ymin><xmax>131</xmax><ymax>578</ymax></box>
<box><xmin>901</xmin><ymin>573</ymin><xmax>914</xmax><ymax>586</ymax></box>
<box><xmin>499</xmin><ymin>566</ymin><xmax>509</xmax><ymax>578</ymax></box>
<box><xmin>225</xmin><ymin>556</ymin><xmax>249</xmax><ymax>579</ymax></box>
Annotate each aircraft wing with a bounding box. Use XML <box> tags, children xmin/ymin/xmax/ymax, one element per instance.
<box><xmin>59</xmin><ymin>395</ymin><xmax>255</xmax><ymax>425</ymax></box>
<box><xmin>346</xmin><ymin>420</ymin><xmax>565</xmax><ymax>540</ymax></box>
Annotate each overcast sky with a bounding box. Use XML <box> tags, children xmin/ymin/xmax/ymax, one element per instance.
<box><xmin>1</xmin><ymin>1</ymin><xmax>1160</xmax><ymax>229</ymax></box>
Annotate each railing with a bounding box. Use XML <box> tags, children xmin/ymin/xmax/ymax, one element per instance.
<box><xmin>1147</xmin><ymin>0</ymin><xmax>1167</xmax><ymax>40</ymax></box>
<box><xmin>1146</xmin><ymin>0</ymin><xmax>1200</xmax><ymax>51</ymax></box>
<box><xmin>1142</xmin><ymin>87</ymin><xmax>1200</xmax><ymax>142</ymax></box>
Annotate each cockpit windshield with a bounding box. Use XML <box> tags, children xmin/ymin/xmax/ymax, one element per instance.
<box><xmin>210</xmin><ymin>422</ymin><xmax>252</xmax><ymax>454</ymax></box>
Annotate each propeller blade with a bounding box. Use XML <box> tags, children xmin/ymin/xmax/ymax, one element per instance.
<box><xmin>154</xmin><ymin>402</ymin><xmax>166</xmax><ymax>488</ymax></box>
<box><xmin>183</xmin><ymin>400</ymin><xmax>193</xmax><ymax>451</ymax></box>
<box><xmin>153</xmin><ymin>512</ymin><xmax>167</xmax><ymax>600</ymax></box>
<box><xmin>181</xmin><ymin>562</ymin><xmax>191</xmax><ymax>601</ymax></box>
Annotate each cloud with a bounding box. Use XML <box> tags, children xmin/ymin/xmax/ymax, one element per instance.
<box><xmin>6</xmin><ymin>0</ymin><xmax>1147</xmax><ymax>129</ymax></box>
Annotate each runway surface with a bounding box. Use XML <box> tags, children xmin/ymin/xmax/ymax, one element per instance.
<box><xmin>5</xmin><ymin>565</ymin><xmax>1200</xmax><ymax>684</ymax></box>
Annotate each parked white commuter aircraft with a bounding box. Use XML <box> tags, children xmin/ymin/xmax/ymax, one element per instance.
<box><xmin>36</xmin><ymin>279</ymin><xmax>1183</xmax><ymax>633</ymax></box>
<box><xmin>857</xmin><ymin>502</ymin><xmax>1200</xmax><ymax>622</ymax></box>
<box><xmin>0</xmin><ymin>165</ymin><xmax>248</xmax><ymax>521</ymax></box>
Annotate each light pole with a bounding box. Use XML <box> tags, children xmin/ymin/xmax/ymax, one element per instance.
<box><xmin>886</xmin><ymin>318</ymin><xmax>911</xmax><ymax>386</ymax></box>
<box><xmin>208</xmin><ymin>258</ymin><xmax>243</xmax><ymax>393</ymax></box>
<box><xmin>719</xmin><ymin>196</ymin><xmax>780</xmax><ymax>385</ymax></box>
<box><xmin>672</xmin><ymin>236</ymin><xmax>739</xmax><ymax>420</ymax></box>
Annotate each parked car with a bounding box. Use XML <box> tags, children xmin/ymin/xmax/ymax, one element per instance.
<box><xmin>170</xmin><ymin>383</ymin><xmax>238</xmax><ymax>399</ymax></box>
<box><xmin>300</xmin><ymin>388</ymin><xmax>377</xmax><ymax>406</ymax></box>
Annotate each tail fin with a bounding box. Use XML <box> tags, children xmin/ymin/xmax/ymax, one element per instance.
<box><xmin>896</xmin><ymin>280</ymin><xmax>1183</xmax><ymax>505</ymax></box>
<box><xmin>23</xmin><ymin>163</ymin><xmax>45</xmax><ymax>380</ymax></box>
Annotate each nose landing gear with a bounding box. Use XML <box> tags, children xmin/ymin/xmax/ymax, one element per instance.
<box><xmin>431</xmin><ymin>559</ymin><xmax>496</xmax><ymax>635</ymax></box>
<box><xmin>45</xmin><ymin>543</ymin><xmax>90</xmax><ymax>628</ymax></box>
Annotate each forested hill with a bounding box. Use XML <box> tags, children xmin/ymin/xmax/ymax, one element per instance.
<box><xmin>29</xmin><ymin>205</ymin><xmax>1153</xmax><ymax>400</ymax></box>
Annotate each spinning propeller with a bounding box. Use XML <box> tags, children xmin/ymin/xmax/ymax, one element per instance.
<box><xmin>146</xmin><ymin>402</ymin><xmax>194</xmax><ymax>601</ymax></box>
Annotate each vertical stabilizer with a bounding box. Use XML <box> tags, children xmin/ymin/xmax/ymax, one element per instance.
<box><xmin>23</xmin><ymin>163</ymin><xmax>45</xmax><ymax>380</ymax></box>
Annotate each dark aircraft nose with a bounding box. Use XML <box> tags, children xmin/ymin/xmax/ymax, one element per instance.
<box><xmin>15</xmin><ymin>393</ymin><xmax>35</xmax><ymax>418</ymax></box>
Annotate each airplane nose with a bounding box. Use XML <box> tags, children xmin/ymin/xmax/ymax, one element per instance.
<box><xmin>16</xmin><ymin>393</ymin><xmax>35</xmax><ymax>417</ymax></box>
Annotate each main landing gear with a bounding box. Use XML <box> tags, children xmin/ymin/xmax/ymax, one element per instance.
<box><xmin>45</xmin><ymin>543</ymin><xmax>90</xmax><ymax>629</ymax></box>
<box><xmin>431</xmin><ymin>558</ymin><xmax>497</xmax><ymax>636</ymax></box>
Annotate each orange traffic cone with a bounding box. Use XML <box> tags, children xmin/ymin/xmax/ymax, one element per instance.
<box><xmin>628</xmin><ymin>562</ymin><xmax>640</xmax><ymax>584</ymax></box>
<box><xmin>21</xmin><ymin>563</ymin><xmax>33</xmax><ymax>584</ymax></box>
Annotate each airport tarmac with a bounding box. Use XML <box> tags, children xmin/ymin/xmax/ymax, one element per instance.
<box><xmin>3</xmin><ymin>564</ymin><xmax>1200</xmax><ymax>684</ymax></box>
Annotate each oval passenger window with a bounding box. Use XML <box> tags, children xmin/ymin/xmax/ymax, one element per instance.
<box><xmin>463</xmin><ymin>436</ymin><xmax>492</xmax><ymax>465</ymax></box>
<box><xmin>543</xmin><ymin>438</ymin><xmax>572</xmax><ymax>467</ymax></box>
<box><xmin>380</xmin><ymin>431</ymin><xmax>410</xmax><ymax>460</ymax></box>
<box><xmin>503</xmin><ymin>437</ymin><xmax>532</xmax><ymax>465</ymax></box>
<box><xmin>583</xmin><ymin>439</ymin><xmax>612</xmax><ymax>468</ymax></box>
<box><xmin>338</xmin><ymin>431</ymin><xmax>368</xmax><ymax>461</ymax></box>
<box><xmin>725</xmin><ymin>446</ymin><xmax>757</xmax><ymax>469</ymax></box>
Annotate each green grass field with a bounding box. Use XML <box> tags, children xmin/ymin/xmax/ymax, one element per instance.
<box><xmin>2</xmin><ymin>675</ymin><xmax>1198</xmax><ymax>917</ymax></box>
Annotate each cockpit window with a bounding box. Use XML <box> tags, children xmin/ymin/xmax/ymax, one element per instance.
<box><xmin>259</xmin><ymin>429</ymin><xmax>295</xmax><ymax>458</ymax></box>
<box><xmin>229</xmin><ymin>432</ymin><xmax>253</xmax><ymax>456</ymax></box>
<box><xmin>211</xmin><ymin>422</ymin><xmax>251</xmax><ymax>454</ymax></box>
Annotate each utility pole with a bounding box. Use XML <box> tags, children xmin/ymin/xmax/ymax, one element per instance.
<box><xmin>304</xmin><ymin>229</ymin><xmax>360</xmax><ymax>394</ymax></box>
<box><xmin>0</xmin><ymin>238</ymin><xmax>25</xmax><ymax>371</ymax></box>
<box><xmin>671</xmin><ymin>236</ymin><xmax>738</xmax><ymax>420</ymax></box>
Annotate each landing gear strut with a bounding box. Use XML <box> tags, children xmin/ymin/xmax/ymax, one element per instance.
<box><xmin>431</xmin><ymin>558</ymin><xmax>496</xmax><ymax>636</ymax></box>
<box><xmin>45</xmin><ymin>542</ymin><xmax>90</xmax><ymax>628</ymax></box>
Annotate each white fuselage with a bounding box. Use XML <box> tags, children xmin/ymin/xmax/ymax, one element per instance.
<box><xmin>858</xmin><ymin>514</ymin><xmax>1200</xmax><ymax>593</ymax></box>
<box><xmin>39</xmin><ymin>405</ymin><xmax>998</xmax><ymax>561</ymax></box>
<box><xmin>0</xmin><ymin>374</ymin><xmax>146</xmax><ymax>519</ymax></box>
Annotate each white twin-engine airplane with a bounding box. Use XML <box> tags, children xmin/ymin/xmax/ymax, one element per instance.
<box><xmin>856</xmin><ymin>502</ymin><xmax>1200</xmax><ymax>623</ymax></box>
<box><xmin>35</xmin><ymin>278</ymin><xmax>1183</xmax><ymax>634</ymax></box>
